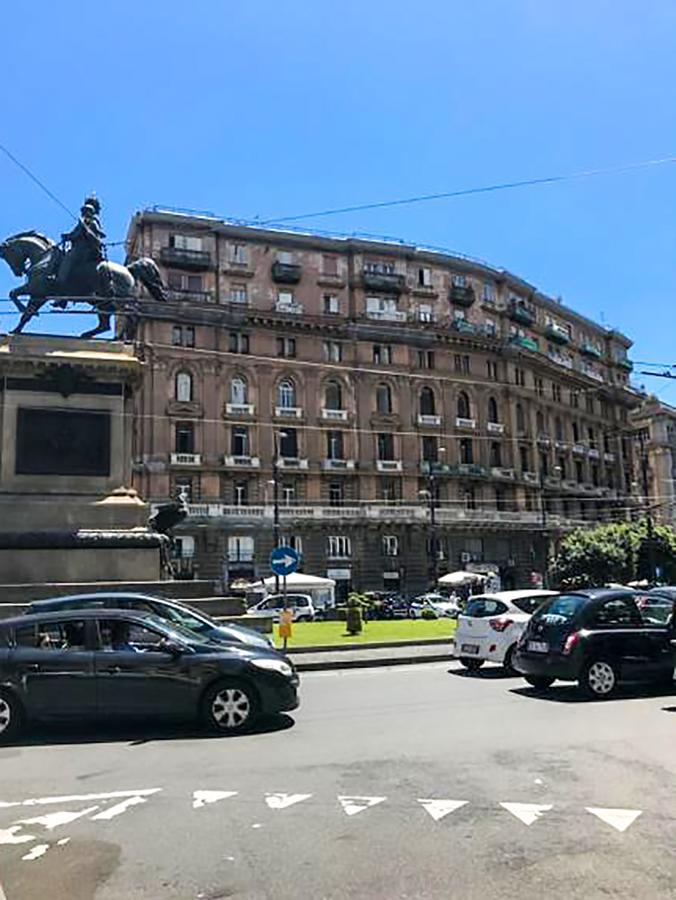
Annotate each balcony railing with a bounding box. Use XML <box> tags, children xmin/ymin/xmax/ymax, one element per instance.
<box><xmin>572</xmin><ymin>444</ymin><xmax>586</xmax><ymax>456</ymax></box>
<box><xmin>588</xmin><ymin>448</ymin><xmax>600</xmax><ymax>460</ymax></box>
<box><xmin>321</xmin><ymin>408</ymin><xmax>348</xmax><ymax>421</ymax></box>
<box><xmin>548</xmin><ymin>350</ymin><xmax>574</xmax><ymax>370</ymax></box>
<box><xmin>451</xmin><ymin>318</ymin><xmax>478</xmax><ymax>335</ymax></box>
<box><xmin>456</xmin><ymin>417</ymin><xmax>476</xmax><ymax>430</ymax></box>
<box><xmin>487</xmin><ymin>422</ymin><xmax>505</xmax><ymax>434</ymax></box>
<box><xmin>277</xmin><ymin>457</ymin><xmax>309</xmax><ymax>469</ymax></box>
<box><xmin>603</xmin><ymin>452</ymin><xmax>616</xmax><ymax>463</ymax></box>
<box><xmin>580</xmin><ymin>365</ymin><xmax>604</xmax><ymax>383</ymax></box>
<box><xmin>322</xmin><ymin>459</ymin><xmax>356</xmax><ymax>470</ymax></box>
<box><xmin>167</xmin><ymin>289</ymin><xmax>214</xmax><ymax>304</ymax></box>
<box><xmin>274</xmin><ymin>406</ymin><xmax>303</xmax><ymax>418</ymax></box>
<box><xmin>223</xmin><ymin>455</ymin><xmax>261</xmax><ymax>468</ymax></box>
<box><xmin>418</xmin><ymin>414</ymin><xmax>441</xmax><ymax>426</ymax></box>
<box><xmin>545</xmin><ymin>324</ymin><xmax>571</xmax><ymax>345</ymax></box>
<box><xmin>362</xmin><ymin>270</ymin><xmax>406</xmax><ymax>293</ymax></box>
<box><xmin>581</xmin><ymin>342</ymin><xmax>603</xmax><ymax>359</ymax></box>
<box><xmin>271</xmin><ymin>261</ymin><xmax>302</xmax><ymax>284</ymax></box>
<box><xmin>509</xmin><ymin>334</ymin><xmax>539</xmax><ymax>353</ymax></box>
<box><xmin>509</xmin><ymin>301</ymin><xmax>535</xmax><ymax>326</ymax></box>
<box><xmin>376</xmin><ymin>460</ymin><xmax>403</xmax><ymax>472</ymax></box>
<box><xmin>616</xmin><ymin>358</ymin><xmax>633</xmax><ymax>372</ymax></box>
<box><xmin>160</xmin><ymin>246</ymin><xmax>212</xmax><ymax>270</ymax></box>
<box><xmin>227</xmin><ymin>552</ymin><xmax>255</xmax><ymax>563</ymax></box>
<box><xmin>225</xmin><ymin>402</ymin><xmax>254</xmax><ymax>416</ymax></box>
<box><xmin>523</xmin><ymin>471</ymin><xmax>539</xmax><ymax>484</ymax></box>
<box><xmin>366</xmin><ymin>308</ymin><xmax>407</xmax><ymax>322</ymax></box>
<box><xmin>170</xmin><ymin>452</ymin><xmax>201</xmax><ymax>466</ymax></box>
<box><xmin>449</xmin><ymin>284</ymin><xmax>476</xmax><ymax>308</ymax></box>
<box><xmin>491</xmin><ymin>467</ymin><xmax>515</xmax><ymax>480</ymax></box>
<box><xmin>274</xmin><ymin>299</ymin><xmax>304</xmax><ymax>315</ymax></box>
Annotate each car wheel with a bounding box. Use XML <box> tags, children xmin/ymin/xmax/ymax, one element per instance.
<box><xmin>503</xmin><ymin>644</ymin><xmax>518</xmax><ymax>675</ymax></box>
<box><xmin>0</xmin><ymin>690</ymin><xmax>23</xmax><ymax>743</ymax></box>
<box><xmin>579</xmin><ymin>659</ymin><xmax>618</xmax><ymax>699</ymax></box>
<box><xmin>202</xmin><ymin>679</ymin><xmax>259</xmax><ymax>734</ymax></box>
<box><xmin>524</xmin><ymin>675</ymin><xmax>555</xmax><ymax>691</ymax></box>
<box><xmin>459</xmin><ymin>657</ymin><xmax>484</xmax><ymax>672</ymax></box>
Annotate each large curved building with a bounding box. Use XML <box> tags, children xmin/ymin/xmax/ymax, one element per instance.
<box><xmin>126</xmin><ymin>209</ymin><xmax>638</xmax><ymax>596</ymax></box>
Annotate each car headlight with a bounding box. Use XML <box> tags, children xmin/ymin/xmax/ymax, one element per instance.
<box><xmin>251</xmin><ymin>657</ymin><xmax>294</xmax><ymax>678</ymax></box>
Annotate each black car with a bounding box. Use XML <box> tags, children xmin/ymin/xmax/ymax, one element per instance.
<box><xmin>26</xmin><ymin>593</ymin><xmax>274</xmax><ymax>650</ymax></box>
<box><xmin>514</xmin><ymin>589</ymin><xmax>675</xmax><ymax>698</ymax></box>
<box><xmin>0</xmin><ymin>608</ymin><xmax>299</xmax><ymax>742</ymax></box>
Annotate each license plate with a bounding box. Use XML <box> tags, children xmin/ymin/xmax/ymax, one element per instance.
<box><xmin>460</xmin><ymin>643</ymin><xmax>480</xmax><ymax>655</ymax></box>
<box><xmin>527</xmin><ymin>640</ymin><xmax>549</xmax><ymax>653</ymax></box>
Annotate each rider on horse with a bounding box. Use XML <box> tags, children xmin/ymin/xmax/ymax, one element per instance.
<box><xmin>51</xmin><ymin>195</ymin><xmax>107</xmax><ymax>297</ymax></box>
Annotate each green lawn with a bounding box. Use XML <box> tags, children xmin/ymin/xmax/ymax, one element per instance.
<box><xmin>273</xmin><ymin>617</ymin><xmax>456</xmax><ymax>648</ymax></box>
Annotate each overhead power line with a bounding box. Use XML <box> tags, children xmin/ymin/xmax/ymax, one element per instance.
<box><xmin>0</xmin><ymin>143</ymin><xmax>77</xmax><ymax>221</ymax></box>
<box><xmin>260</xmin><ymin>154</ymin><xmax>676</xmax><ymax>225</ymax></box>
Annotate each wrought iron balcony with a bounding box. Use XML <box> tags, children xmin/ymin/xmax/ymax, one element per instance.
<box><xmin>449</xmin><ymin>284</ymin><xmax>476</xmax><ymax>308</ymax></box>
<box><xmin>222</xmin><ymin>455</ymin><xmax>261</xmax><ymax>468</ymax></box>
<box><xmin>170</xmin><ymin>452</ymin><xmax>202</xmax><ymax>466</ymax></box>
<box><xmin>509</xmin><ymin>334</ymin><xmax>539</xmax><ymax>353</ymax></box>
<box><xmin>545</xmin><ymin>324</ymin><xmax>571</xmax><ymax>345</ymax></box>
<box><xmin>581</xmin><ymin>342</ymin><xmax>603</xmax><ymax>359</ymax></box>
<box><xmin>451</xmin><ymin>318</ymin><xmax>478</xmax><ymax>335</ymax></box>
<box><xmin>509</xmin><ymin>301</ymin><xmax>535</xmax><ymax>326</ymax></box>
<box><xmin>376</xmin><ymin>459</ymin><xmax>403</xmax><ymax>472</ymax></box>
<box><xmin>362</xmin><ymin>270</ymin><xmax>406</xmax><ymax>293</ymax></box>
<box><xmin>160</xmin><ymin>246</ymin><xmax>212</xmax><ymax>271</ymax></box>
<box><xmin>487</xmin><ymin>422</ymin><xmax>505</xmax><ymax>434</ymax></box>
<box><xmin>271</xmin><ymin>261</ymin><xmax>302</xmax><ymax>284</ymax></box>
<box><xmin>616</xmin><ymin>358</ymin><xmax>633</xmax><ymax>372</ymax></box>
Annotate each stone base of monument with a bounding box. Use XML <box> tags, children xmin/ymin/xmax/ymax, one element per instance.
<box><xmin>0</xmin><ymin>334</ymin><xmax>167</xmax><ymax>597</ymax></box>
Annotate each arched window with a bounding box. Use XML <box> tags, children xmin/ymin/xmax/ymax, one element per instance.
<box><xmin>278</xmin><ymin>378</ymin><xmax>296</xmax><ymax>409</ymax></box>
<box><xmin>536</xmin><ymin>410</ymin><xmax>545</xmax><ymax>436</ymax></box>
<box><xmin>489</xmin><ymin>441</ymin><xmax>502</xmax><ymax>467</ymax></box>
<box><xmin>376</xmin><ymin>383</ymin><xmax>392</xmax><ymax>414</ymax></box>
<box><xmin>420</xmin><ymin>386</ymin><xmax>436</xmax><ymax>416</ymax></box>
<box><xmin>555</xmin><ymin>417</ymin><xmax>564</xmax><ymax>442</ymax></box>
<box><xmin>175</xmin><ymin>371</ymin><xmax>193</xmax><ymax>403</ymax></box>
<box><xmin>487</xmin><ymin>396</ymin><xmax>499</xmax><ymax>424</ymax></box>
<box><xmin>516</xmin><ymin>403</ymin><xmax>526</xmax><ymax>434</ymax></box>
<box><xmin>230</xmin><ymin>375</ymin><xmax>248</xmax><ymax>405</ymax></box>
<box><xmin>457</xmin><ymin>391</ymin><xmax>470</xmax><ymax>420</ymax></box>
<box><xmin>572</xmin><ymin>421</ymin><xmax>580</xmax><ymax>443</ymax></box>
<box><xmin>325</xmin><ymin>379</ymin><xmax>343</xmax><ymax>410</ymax></box>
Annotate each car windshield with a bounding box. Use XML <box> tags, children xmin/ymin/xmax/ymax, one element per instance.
<box><xmin>136</xmin><ymin>613</ymin><xmax>216</xmax><ymax>646</ymax></box>
<box><xmin>531</xmin><ymin>594</ymin><xmax>589</xmax><ymax>625</ymax></box>
<box><xmin>464</xmin><ymin>598</ymin><xmax>509</xmax><ymax>617</ymax></box>
<box><xmin>161</xmin><ymin>604</ymin><xmax>214</xmax><ymax>635</ymax></box>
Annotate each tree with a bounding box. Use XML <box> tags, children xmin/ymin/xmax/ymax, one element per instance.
<box><xmin>549</xmin><ymin>520</ymin><xmax>676</xmax><ymax>589</ymax></box>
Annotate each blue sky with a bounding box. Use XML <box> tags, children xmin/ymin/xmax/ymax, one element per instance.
<box><xmin>1</xmin><ymin>0</ymin><xmax>675</xmax><ymax>401</ymax></box>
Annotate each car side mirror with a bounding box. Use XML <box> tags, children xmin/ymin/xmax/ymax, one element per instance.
<box><xmin>159</xmin><ymin>638</ymin><xmax>186</xmax><ymax>656</ymax></box>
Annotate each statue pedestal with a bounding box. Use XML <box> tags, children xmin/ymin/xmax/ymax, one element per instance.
<box><xmin>0</xmin><ymin>335</ymin><xmax>165</xmax><ymax>593</ymax></box>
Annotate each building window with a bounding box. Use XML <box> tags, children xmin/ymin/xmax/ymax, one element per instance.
<box><xmin>175</xmin><ymin>371</ymin><xmax>193</xmax><ymax>403</ymax></box>
<box><xmin>421</xmin><ymin>435</ymin><xmax>438</xmax><ymax>462</ymax></box>
<box><xmin>495</xmin><ymin>487</ymin><xmax>506</xmax><ymax>510</ymax></box>
<box><xmin>489</xmin><ymin>442</ymin><xmax>502</xmax><ymax>467</ymax></box>
<box><xmin>588</xmin><ymin>427</ymin><xmax>596</xmax><ymax>450</ymax></box>
<box><xmin>454</xmin><ymin>354</ymin><xmax>470</xmax><ymax>374</ymax></box>
<box><xmin>168</xmin><ymin>272</ymin><xmax>203</xmax><ymax>293</ymax></box>
<box><xmin>486</xmin><ymin>360</ymin><xmax>498</xmax><ymax>381</ymax></box>
<box><xmin>420</xmin><ymin>387</ymin><xmax>436</xmax><ymax>416</ymax></box>
<box><xmin>463</xmin><ymin>486</ymin><xmax>477</xmax><ymax>510</ymax></box>
<box><xmin>516</xmin><ymin>403</ymin><xmax>526</xmax><ymax>435</ymax></box>
<box><xmin>231</xmin><ymin>426</ymin><xmax>249</xmax><ymax>457</ymax></box>
<box><xmin>514</xmin><ymin>367</ymin><xmax>526</xmax><ymax>387</ymax></box>
<box><xmin>534</xmin><ymin>377</ymin><xmax>544</xmax><ymax>398</ymax></box>
<box><xmin>377</xmin><ymin>433</ymin><xmax>395</xmax><ymax>461</ymax></box>
<box><xmin>230</xmin><ymin>375</ymin><xmax>248</xmax><ymax>405</ymax></box>
<box><xmin>417</xmin><ymin>350</ymin><xmax>435</xmax><ymax>369</ymax></box>
<box><xmin>279</xmin><ymin>429</ymin><xmax>298</xmax><ymax>458</ymax></box>
<box><xmin>376</xmin><ymin>383</ymin><xmax>392</xmax><ymax>414</ymax></box>
<box><xmin>452</xmin><ymin>274</ymin><xmax>467</xmax><ymax>288</ymax></box>
<box><xmin>234</xmin><ymin>481</ymin><xmax>248</xmax><ymax>506</ymax></box>
<box><xmin>373</xmin><ymin>344</ymin><xmax>392</xmax><ymax>365</ymax></box>
<box><xmin>327</xmin><ymin>535</ymin><xmax>351</xmax><ymax>559</ymax></box>
<box><xmin>364</xmin><ymin>259</ymin><xmax>395</xmax><ymax>275</ymax></box>
<box><xmin>591</xmin><ymin>464</ymin><xmax>600</xmax><ymax>487</ymax></box>
<box><xmin>520</xmin><ymin>445</ymin><xmax>530</xmax><ymax>472</ymax></box>
<box><xmin>173</xmin><ymin>476</ymin><xmax>194</xmax><ymax>502</ymax></box>
<box><xmin>418</xmin><ymin>303</ymin><xmax>433</xmax><ymax>322</ymax></box>
<box><xmin>575</xmin><ymin>460</ymin><xmax>584</xmax><ymax>483</ymax></box>
<box><xmin>228</xmin><ymin>536</ymin><xmax>254</xmax><ymax>563</ymax></box>
<box><xmin>276</xmin><ymin>336</ymin><xmax>296</xmax><ymax>358</ymax></box>
<box><xmin>586</xmin><ymin>394</ymin><xmax>595</xmax><ymax>414</ymax></box>
<box><xmin>288</xmin><ymin>535</ymin><xmax>303</xmax><ymax>556</ymax></box>
<box><xmin>281</xmin><ymin>484</ymin><xmax>296</xmax><ymax>506</ymax></box>
<box><xmin>536</xmin><ymin>411</ymin><xmax>546</xmax><ymax>437</ymax></box>
<box><xmin>417</xmin><ymin>267</ymin><xmax>432</xmax><ymax>287</ymax></box>
<box><xmin>228</xmin><ymin>332</ymin><xmax>249</xmax><ymax>354</ymax></box>
<box><xmin>277</xmin><ymin>290</ymin><xmax>296</xmax><ymax>310</ymax></box>
<box><xmin>326</xmin><ymin>431</ymin><xmax>344</xmax><ymax>460</ymax></box>
<box><xmin>572</xmin><ymin>421</ymin><xmax>580</xmax><ymax>443</ymax></box>
<box><xmin>323</xmin><ymin>294</ymin><xmax>339</xmax><ymax>315</ymax></box>
<box><xmin>322</xmin><ymin>255</ymin><xmax>338</xmax><ymax>276</ymax></box>
<box><xmin>324</xmin><ymin>379</ymin><xmax>343</xmax><ymax>410</ymax></box>
<box><xmin>172</xmin><ymin>325</ymin><xmax>195</xmax><ymax>348</ymax></box>
<box><xmin>323</xmin><ymin>341</ymin><xmax>342</xmax><ymax>362</ymax></box>
<box><xmin>277</xmin><ymin>379</ymin><xmax>296</xmax><ymax>408</ymax></box>
<box><xmin>555</xmin><ymin>417</ymin><xmax>564</xmax><ymax>442</ymax></box>
<box><xmin>329</xmin><ymin>481</ymin><xmax>344</xmax><ymax>507</ymax></box>
<box><xmin>277</xmin><ymin>250</ymin><xmax>294</xmax><ymax>265</ymax></box>
<box><xmin>229</xmin><ymin>243</ymin><xmax>248</xmax><ymax>264</ymax></box>
<box><xmin>457</xmin><ymin>392</ymin><xmax>471</xmax><ymax>419</ymax></box>
<box><xmin>558</xmin><ymin>457</ymin><xmax>567</xmax><ymax>479</ymax></box>
<box><xmin>482</xmin><ymin>282</ymin><xmax>496</xmax><ymax>304</ymax></box>
<box><xmin>552</xmin><ymin>383</ymin><xmax>562</xmax><ymax>403</ymax></box>
<box><xmin>570</xmin><ymin>389</ymin><xmax>579</xmax><ymax>408</ymax></box>
<box><xmin>539</xmin><ymin>452</ymin><xmax>549</xmax><ymax>477</ymax></box>
<box><xmin>459</xmin><ymin>438</ymin><xmax>473</xmax><ymax>465</ymax></box>
<box><xmin>383</xmin><ymin>534</ymin><xmax>399</xmax><ymax>556</ymax></box>
<box><xmin>175</xmin><ymin>422</ymin><xmax>194</xmax><ymax>454</ymax></box>
<box><xmin>487</xmin><ymin>397</ymin><xmax>499</xmax><ymax>424</ymax></box>
<box><xmin>170</xmin><ymin>234</ymin><xmax>203</xmax><ymax>252</ymax></box>
<box><xmin>230</xmin><ymin>283</ymin><xmax>248</xmax><ymax>305</ymax></box>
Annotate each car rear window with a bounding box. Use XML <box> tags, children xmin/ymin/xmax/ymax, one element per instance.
<box><xmin>465</xmin><ymin>599</ymin><xmax>509</xmax><ymax>617</ymax></box>
<box><xmin>512</xmin><ymin>595</ymin><xmax>549</xmax><ymax>615</ymax></box>
<box><xmin>532</xmin><ymin>594</ymin><xmax>589</xmax><ymax>624</ymax></box>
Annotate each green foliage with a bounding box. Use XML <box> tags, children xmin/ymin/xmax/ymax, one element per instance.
<box><xmin>345</xmin><ymin>603</ymin><xmax>363</xmax><ymax>635</ymax></box>
<box><xmin>421</xmin><ymin>607</ymin><xmax>438</xmax><ymax>620</ymax></box>
<box><xmin>550</xmin><ymin>520</ymin><xmax>676</xmax><ymax>589</ymax></box>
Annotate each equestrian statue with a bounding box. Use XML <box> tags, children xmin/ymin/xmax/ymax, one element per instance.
<box><xmin>0</xmin><ymin>195</ymin><xmax>166</xmax><ymax>338</ymax></box>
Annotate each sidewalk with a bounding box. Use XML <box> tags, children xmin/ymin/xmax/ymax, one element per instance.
<box><xmin>289</xmin><ymin>641</ymin><xmax>453</xmax><ymax>672</ymax></box>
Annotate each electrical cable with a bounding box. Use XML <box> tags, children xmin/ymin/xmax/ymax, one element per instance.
<box><xmin>0</xmin><ymin>143</ymin><xmax>77</xmax><ymax>221</ymax></box>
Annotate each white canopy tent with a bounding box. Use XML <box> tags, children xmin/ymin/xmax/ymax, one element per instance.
<box><xmin>245</xmin><ymin>572</ymin><xmax>336</xmax><ymax>608</ymax></box>
<box><xmin>438</xmin><ymin>571</ymin><xmax>487</xmax><ymax>586</ymax></box>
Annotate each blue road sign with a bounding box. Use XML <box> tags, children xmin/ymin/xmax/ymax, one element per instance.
<box><xmin>270</xmin><ymin>545</ymin><xmax>300</xmax><ymax>577</ymax></box>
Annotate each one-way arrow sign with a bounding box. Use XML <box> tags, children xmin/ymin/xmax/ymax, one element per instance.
<box><xmin>270</xmin><ymin>545</ymin><xmax>300</xmax><ymax>577</ymax></box>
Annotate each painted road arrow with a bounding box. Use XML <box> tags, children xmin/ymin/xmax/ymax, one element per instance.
<box><xmin>499</xmin><ymin>802</ymin><xmax>553</xmax><ymax>826</ymax></box>
<box><xmin>418</xmin><ymin>800</ymin><xmax>468</xmax><ymax>822</ymax></box>
<box><xmin>338</xmin><ymin>796</ymin><xmax>387</xmax><ymax>817</ymax></box>
<box><xmin>585</xmin><ymin>807</ymin><xmax>642</xmax><ymax>832</ymax></box>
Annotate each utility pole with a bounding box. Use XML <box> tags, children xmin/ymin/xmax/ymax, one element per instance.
<box><xmin>637</xmin><ymin>431</ymin><xmax>656</xmax><ymax>583</ymax></box>
<box><xmin>271</xmin><ymin>430</ymin><xmax>287</xmax><ymax>594</ymax></box>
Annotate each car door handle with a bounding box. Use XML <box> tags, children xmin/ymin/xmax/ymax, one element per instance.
<box><xmin>101</xmin><ymin>666</ymin><xmax>121</xmax><ymax>674</ymax></box>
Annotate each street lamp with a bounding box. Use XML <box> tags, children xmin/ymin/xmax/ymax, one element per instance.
<box><xmin>633</xmin><ymin>431</ymin><xmax>656</xmax><ymax>582</ymax></box>
<box><xmin>420</xmin><ymin>446</ymin><xmax>445</xmax><ymax>590</ymax></box>
<box><xmin>271</xmin><ymin>430</ymin><xmax>288</xmax><ymax>592</ymax></box>
<box><xmin>539</xmin><ymin>462</ymin><xmax>561</xmax><ymax>587</ymax></box>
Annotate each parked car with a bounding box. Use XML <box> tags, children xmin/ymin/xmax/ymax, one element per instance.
<box><xmin>514</xmin><ymin>589</ymin><xmax>675</xmax><ymax>698</ymax></box>
<box><xmin>247</xmin><ymin>593</ymin><xmax>316</xmax><ymax>623</ymax></box>
<box><xmin>451</xmin><ymin>590</ymin><xmax>558</xmax><ymax>672</ymax></box>
<box><xmin>409</xmin><ymin>594</ymin><xmax>460</xmax><ymax>620</ymax></box>
<box><xmin>380</xmin><ymin>596</ymin><xmax>413</xmax><ymax>619</ymax></box>
<box><xmin>0</xmin><ymin>609</ymin><xmax>299</xmax><ymax>741</ymax></box>
<box><xmin>27</xmin><ymin>593</ymin><xmax>274</xmax><ymax>650</ymax></box>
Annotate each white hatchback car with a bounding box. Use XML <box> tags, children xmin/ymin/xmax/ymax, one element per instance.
<box><xmin>451</xmin><ymin>590</ymin><xmax>558</xmax><ymax>672</ymax></box>
<box><xmin>247</xmin><ymin>593</ymin><xmax>316</xmax><ymax>623</ymax></box>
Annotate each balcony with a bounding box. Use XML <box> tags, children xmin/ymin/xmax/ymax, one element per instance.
<box><xmin>544</xmin><ymin>475</ymin><xmax>562</xmax><ymax>488</ymax></box>
<box><xmin>160</xmin><ymin>246</ymin><xmax>212</xmax><ymax>271</ymax></box>
<box><xmin>562</xmin><ymin>479</ymin><xmax>579</xmax><ymax>491</ymax></box>
<box><xmin>376</xmin><ymin>460</ymin><xmax>403</xmax><ymax>473</ymax></box>
<box><xmin>487</xmin><ymin>422</ymin><xmax>505</xmax><ymax>434</ymax></box>
<box><xmin>170</xmin><ymin>452</ymin><xmax>201</xmax><ymax>466</ymax></box>
<box><xmin>321</xmin><ymin>408</ymin><xmax>348</xmax><ymax>422</ymax></box>
<box><xmin>277</xmin><ymin>457</ymin><xmax>309</xmax><ymax>470</ymax></box>
<box><xmin>580</xmin><ymin>364</ymin><xmax>604</xmax><ymax>383</ymax></box>
<box><xmin>456</xmin><ymin>417</ymin><xmax>476</xmax><ymax>430</ymax></box>
<box><xmin>509</xmin><ymin>301</ymin><xmax>535</xmax><ymax>326</ymax></box>
<box><xmin>537</xmin><ymin>433</ymin><xmax>551</xmax><ymax>447</ymax></box>
<box><xmin>453</xmin><ymin>463</ymin><xmax>488</xmax><ymax>478</ymax></box>
<box><xmin>581</xmin><ymin>342</ymin><xmax>603</xmax><ymax>359</ymax></box>
<box><xmin>271</xmin><ymin>261</ymin><xmax>302</xmax><ymax>284</ymax></box>
<box><xmin>616</xmin><ymin>358</ymin><xmax>633</xmax><ymax>372</ymax></box>
<box><xmin>366</xmin><ymin>308</ymin><xmax>407</xmax><ymax>322</ymax></box>
<box><xmin>491</xmin><ymin>467</ymin><xmax>515</xmax><ymax>480</ymax></box>
<box><xmin>420</xmin><ymin>461</ymin><xmax>450</xmax><ymax>475</ymax></box>
<box><xmin>274</xmin><ymin>406</ymin><xmax>303</xmax><ymax>419</ymax></box>
<box><xmin>225</xmin><ymin>402</ymin><xmax>254</xmax><ymax>416</ymax></box>
<box><xmin>545</xmin><ymin>323</ymin><xmax>571</xmax><ymax>345</ymax></box>
<box><xmin>167</xmin><ymin>289</ymin><xmax>214</xmax><ymax>304</ymax></box>
<box><xmin>362</xmin><ymin>270</ymin><xmax>406</xmax><ymax>293</ymax></box>
<box><xmin>449</xmin><ymin>283</ymin><xmax>476</xmax><ymax>308</ymax></box>
<box><xmin>548</xmin><ymin>350</ymin><xmax>574</xmax><ymax>370</ymax></box>
<box><xmin>274</xmin><ymin>299</ymin><xmax>304</xmax><ymax>315</ymax></box>
<box><xmin>322</xmin><ymin>459</ymin><xmax>356</xmax><ymax>471</ymax></box>
<box><xmin>418</xmin><ymin>414</ymin><xmax>441</xmax><ymax>426</ymax></box>
<box><xmin>223</xmin><ymin>455</ymin><xmax>261</xmax><ymax>468</ymax></box>
<box><xmin>572</xmin><ymin>443</ymin><xmax>586</xmax><ymax>456</ymax></box>
<box><xmin>603</xmin><ymin>452</ymin><xmax>615</xmax><ymax>463</ymax></box>
<box><xmin>451</xmin><ymin>318</ymin><xmax>478</xmax><ymax>335</ymax></box>
<box><xmin>509</xmin><ymin>334</ymin><xmax>539</xmax><ymax>353</ymax></box>
<box><xmin>588</xmin><ymin>448</ymin><xmax>600</xmax><ymax>460</ymax></box>
<box><xmin>523</xmin><ymin>471</ymin><xmax>539</xmax><ymax>485</ymax></box>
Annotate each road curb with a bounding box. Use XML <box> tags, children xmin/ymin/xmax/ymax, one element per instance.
<box><xmin>295</xmin><ymin>652</ymin><xmax>451</xmax><ymax>672</ymax></box>
<box><xmin>287</xmin><ymin>636</ymin><xmax>452</xmax><ymax>654</ymax></box>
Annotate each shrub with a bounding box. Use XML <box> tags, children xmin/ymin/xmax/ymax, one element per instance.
<box><xmin>421</xmin><ymin>607</ymin><xmax>437</xmax><ymax>620</ymax></box>
<box><xmin>345</xmin><ymin>594</ymin><xmax>363</xmax><ymax>635</ymax></box>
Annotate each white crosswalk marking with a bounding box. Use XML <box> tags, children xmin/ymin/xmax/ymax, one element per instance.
<box><xmin>499</xmin><ymin>802</ymin><xmax>553</xmax><ymax>826</ymax></box>
<box><xmin>91</xmin><ymin>796</ymin><xmax>147</xmax><ymax>821</ymax></box>
<box><xmin>338</xmin><ymin>796</ymin><xmax>387</xmax><ymax>817</ymax></box>
<box><xmin>0</xmin><ymin>826</ymin><xmax>35</xmax><ymax>845</ymax></box>
<box><xmin>265</xmin><ymin>793</ymin><xmax>313</xmax><ymax>810</ymax></box>
<box><xmin>417</xmin><ymin>799</ymin><xmax>468</xmax><ymax>822</ymax></box>
<box><xmin>585</xmin><ymin>807</ymin><xmax>642</xmax><ymax>832</ymax></box>
<box><xmin>18</xmin><ymin>806</ymin><xmax>99</xmax><ymax>831</ymax></box>
<box><xmin>192</xmin><ymin>791</ymin><xmax>238</xmax><ymax>810</ymax></box>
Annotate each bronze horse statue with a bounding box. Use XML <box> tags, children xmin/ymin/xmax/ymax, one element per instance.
<box><xmin>0</xmin><ymin>231</ymin><xmax>167</xmax><ymax>338</ymax></box>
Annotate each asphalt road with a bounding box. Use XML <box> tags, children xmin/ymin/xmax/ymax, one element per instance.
<box><xmin>0</xmin><ymin>662</ymin><xmax>674</xmax><ymax>900</ymax></box>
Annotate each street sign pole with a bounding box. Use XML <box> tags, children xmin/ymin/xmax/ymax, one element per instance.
<box><xmin>282</xmin><ymin>573</ymin><xmax>288</xmax><ymax>651</ymax></box>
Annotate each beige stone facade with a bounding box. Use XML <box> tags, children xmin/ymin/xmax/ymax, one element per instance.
<box><xmin>630</xmin><ymin>398</ymin><xmax>676</xmax><ymax>528</ymax></box>
<box><xmin>125</xmin><ymin>210</ymin><xmax>640</xmax><ymax>595</ymax></box>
